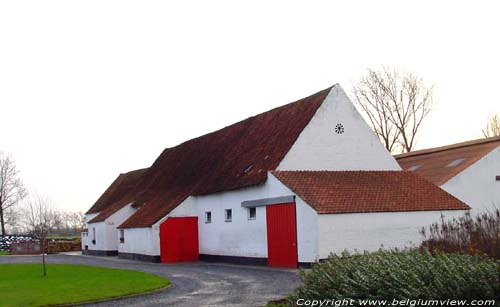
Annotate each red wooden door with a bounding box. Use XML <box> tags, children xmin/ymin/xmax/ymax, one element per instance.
<box><xmin>160</xmin><ymin>217</ymin><xmax>199</xmax><ymax>263</ymax></box>
<box><xmin>266</xmin><ymin>202</ymin><xmax>298</xmax><ymax>267</ymax></box>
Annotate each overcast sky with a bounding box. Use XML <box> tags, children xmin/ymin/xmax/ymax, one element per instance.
<box><xmin>1</xmin><ymin>1</ymin><xmax>499</xmax><ymax>213</ymax></box>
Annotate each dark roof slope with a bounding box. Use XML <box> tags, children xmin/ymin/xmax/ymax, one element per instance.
<box><xmin>119</xmin><ymin>86</ymin><xmax>333</xmax><ymax>228</ymax></box>
<box><xmin>272</xmin><ymin>170</ymin><xmax>469</xmax><ymax>214</ymax></box>
<box><xmin>86</xmin><ymin>168</ymin><xmax>148</xmax><ymax>214</ymax></box>
<box><xmin>395</xmin><ymin>136</ymin><xmax>500</xmax><ymax>185</ymax></box>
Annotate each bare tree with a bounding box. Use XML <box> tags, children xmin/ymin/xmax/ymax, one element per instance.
<box><xmin>353</xmin><ymin>67</ymin><xmax>434</xmax><ymax>153</ymax></box>
<box><xmin>0</xmin><ymin>152</ymin><xmax>27</xmax><ymax>235</ymax></box>
<box><xmin>482</xmin><ymin>113</ymin><xmax>500</xmax><ymax>138</ymax></box>
<box><xmin>23</xmin><ymin>195</ymin><xmax>55</xmax><ymax>276</ymax></box>
<box><xmin>67</xmin><ymin>211</ymin><xmax>86</xmax><ymax>233</ymax></box>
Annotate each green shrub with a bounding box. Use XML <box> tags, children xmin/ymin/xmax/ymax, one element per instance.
<box><xmin>289</xmin><ymin>250</ymin><xmax>500</xmax><ymax>305</ymax></box>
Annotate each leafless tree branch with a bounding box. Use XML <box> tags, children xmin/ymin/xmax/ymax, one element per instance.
<box><xmin>22</xmin><ymin>194</ymin><xmax>56</xmax><ymax>276</ymax></box>
<box><xmin>352</xmin><ymin>66</ymin><xmax>434</xmax><ymax>153</ymax></box>
<box><xmin>0</xmin><ymin>152</ymin><xmax>27</xmax><ymax>235</ymax></box>
<box><xmin>482</xmin><ymin>113</ymin><xmax>500</xmax><ymax>138</ymax></box>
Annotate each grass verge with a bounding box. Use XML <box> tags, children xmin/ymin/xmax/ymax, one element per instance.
<box><xmin>0</xmin><ymin>263</ymin><xmax>170</xmax><ymax>307</ymax></box>
<box><xmin>0</xmin><ymin>251</ymin><xmax>9</xmax><ymax>255</ymax></box>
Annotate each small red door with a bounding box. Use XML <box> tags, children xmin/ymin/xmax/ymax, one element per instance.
<box><xmin>160</xmin><ymin>217</ymin><xmax>199</xmax><ymax>263</ymax></box>
<box><xmin>266</xmin><ymin>202</ymin><xmax>298</xmax><ymax>267</ymax></box>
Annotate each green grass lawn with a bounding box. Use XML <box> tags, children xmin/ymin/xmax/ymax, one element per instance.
<box><xmin>0</xmin><ymin>251</ymin><xmax>9</xmax><ymax>255</ymax></box>
<box><xmin>0</xmin><ymin>264</ymin><xmax>170</xmax><ymax>307</ymax></box>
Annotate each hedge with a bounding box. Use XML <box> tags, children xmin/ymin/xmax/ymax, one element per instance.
<box><xmin>288</xmin><ymin>250</ymin><xmax>500</xmax><ymax>305</ymax></box>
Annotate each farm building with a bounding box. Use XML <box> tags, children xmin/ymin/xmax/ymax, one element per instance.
<box><xmin>395</xmin><ymin>136</ymin><xmax>500</xmax><ymax>214</ymax></box>
<box><xmin>82</xmin><ymin>84</ymin><xmax>468</xmax><ymax>267</ymax></box>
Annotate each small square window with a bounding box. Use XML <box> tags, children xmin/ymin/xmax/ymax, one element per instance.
<box><xmin>205</xmin><ymin>211</ymin><xmax>212</xmax><ymax>223</ymax></box>
<box><xmin>248</xmin><ymin>207</ymin><xmax>256</xmax><ymax>220</ymax></box>
<box><xmin>225</xmin><ymin>209</ymin><xmax>232</xmax><ymax>222</ymax></box>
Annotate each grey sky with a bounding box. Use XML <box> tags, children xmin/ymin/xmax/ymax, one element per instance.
<box><xmin>1</xmin><ymin>1</ymin><xmax>499</xmax><ymax>212</ymax></box>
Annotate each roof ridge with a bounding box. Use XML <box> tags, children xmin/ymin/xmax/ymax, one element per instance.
<box><xmin>118</xmin><ymin>85</ymin><xmax>335</xmax><ymax>228</ymax></box>
<box><xmin>394</xmin><ymin>135</ymin><xmax>500</xmax><ymax>159</ymax></box>
<box><xmin>159</xmin><ymin>85</ymin><xmax>336</xmax><ymax>152</ymax></box>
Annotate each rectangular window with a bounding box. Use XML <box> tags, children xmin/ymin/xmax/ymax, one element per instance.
<box><xmin>119</xmin><ymin>229</ymin><xmax>124</xmax><ymax>243</ymax></box>
<box><xmin>92</xmin><ymin>228</ymin><xmax>96</xmax><ymax>245</ymax></box>
<box><xmin>205</xmin><ymin>211</ymin><xmax>212</xmax><ymax>223</ymax></box>
<box><xmin>225</xmin><ymin>209</ymin><xmax>232</xmax><ymax>222</ymax></box>
<box><xmin>248</xmin><ymin>207</ymin><xmax>256</xmax><ymax>220</ymax></box>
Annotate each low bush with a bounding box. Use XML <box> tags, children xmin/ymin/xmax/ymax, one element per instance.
<box><xmin>421</xmin><ymin>209</ymin><xmax>500</xmax><ymax>259</ymax></box>
<box><xmin>288</xmin><ymin>250</ymin><xmax>500</xmax><ymax>305</ymax></box>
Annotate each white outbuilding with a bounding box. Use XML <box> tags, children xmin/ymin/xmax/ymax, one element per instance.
<box><xmin>396</xmin><ymin>136</ymin><xmax>500</xmax><ymax>214</ymax></box>
<box><xmin>83</xmin><ymin>84</ymin><xmax>468</xmax><ymax>267</ymax></box>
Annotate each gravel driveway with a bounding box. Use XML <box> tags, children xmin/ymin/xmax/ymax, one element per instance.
<box><xmin>0</xmin><ymin>254</ymin><xmax>301</xmax><ymax>307</ymax></box>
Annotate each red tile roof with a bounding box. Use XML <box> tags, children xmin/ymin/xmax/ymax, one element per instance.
<box><xmin>86</xmin><ymin>168</ymin><xmax>148</xmax><ymax>223</ymax></box>
<box><xmin>395</xmin><ymin>136</ymin><xmax>500</xmax><ymax>186</ymax></box>
<box><xmin>272</xmin><ymin>171</ymin><xmax>469</xmax><ymax>214</ymax></box>
<box><xmin>118</xmin><ymin>86</ymin><xmax>333</xmax><ymax>228</ymax></box>
<box><xmin>87</xmin><ymin>168</ymin><xmax>148</xmax><ymax>214</ymax></box>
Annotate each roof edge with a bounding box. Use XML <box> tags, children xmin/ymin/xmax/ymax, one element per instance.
<box><xmin>395</xmin><ymin>136</ymin><xmax>500</xmax><ymax>159</ymax></box>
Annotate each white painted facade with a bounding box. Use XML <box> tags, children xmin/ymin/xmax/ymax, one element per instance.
<box><xmin>277</xmin><ymin>85</ymin><xmax>400</xmax><ymax>171</ymax></box>
<box><xmin>82</xmin><ymin>203</ymin><xmax>136</xmax><ymax>252</ymax></box>
<box><xmin>118</xmin><ymin>173</ymin><xmax>468</xmax><ymax>262</ymax></box>
<box><xmin>441</xmin><ymin>147</ymin><xmax>500</xmax><ymax>214</ymax></box>
<box><xmin>317</xmin><ymin>210</ymin><xmax>465</xmax><ymax>258</ymax></box>
<box><xmin>81</xmin><ymin>212</ymin><xmax>99</xmax><ymax>249</ymax></box>
<box><xmin>120</xmin><ymin>175</ymin><xmax>319</xmax><ymax>262</ymax></box>
<box><xmin>119</xmin><ymin>227</ymin><xmax>159</xmax><ymax>256</ymax></box>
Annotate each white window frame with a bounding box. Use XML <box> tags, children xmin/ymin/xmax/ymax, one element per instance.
<box><xmin>205</xmin><ymin>211</ymin><xmax>212</xmax><ymax>224</ymax></box>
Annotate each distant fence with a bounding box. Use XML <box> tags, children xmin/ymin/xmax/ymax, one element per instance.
<box><xmin>0</xmin><ymin>235</ymin><xmax>37</xmax><ymax>252</ymax></box>
<box><xmin>0</xmin><ymin>235</ymin><xmax>81</xmax><ymax>254</ymax></box>
<box><xmin>11</xmin><ymin>241</ymin><xmax>41</xmax><ymax>255</ymax></box>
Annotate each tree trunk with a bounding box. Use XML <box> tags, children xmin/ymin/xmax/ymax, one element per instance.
<box><xmin>41</xmin><ymin>239</ymin><xmax>47</xmax><ymax>276</ymax></box>
<box><xmin>0</xmin><ymin>206</ymin><xmax>5</xmax><ymax>235</ymax></box>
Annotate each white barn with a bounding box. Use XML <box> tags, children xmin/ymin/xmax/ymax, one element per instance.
<box><xmin>82</xmin><ymin>84</ymin><xmax>468</xmax><ymax>267</ymax></box>
<box><xmin>396</xmin><ymin>136</ymin><xmax>500</xmax><ymax>214</ymax></box>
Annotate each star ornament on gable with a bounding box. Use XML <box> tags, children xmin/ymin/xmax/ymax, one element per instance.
<box><xmin>335</xmin><ymin>123</ymin><xmax>345</xmax><ymax>134</ymax></box>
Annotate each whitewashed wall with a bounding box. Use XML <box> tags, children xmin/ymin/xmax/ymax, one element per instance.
<box><xmin>442</xmin><ymin>147</ymin><xmax>500</xmax><ymax>214</ymax></box>
<box><xmin>81</xmin><ymin>213</ymin><xmax>99</xmax><ymax>249</ymax></box>
<box><xmin>85</xmin><ymin>203</ymin><xmax>136</xmax><ymax>252</ymax></box>
<box><xmin>119</xmin><ymin>227</ymin><xmax>159</xmax><ymax>256</ymax></box>
<box><xmin>317</xmin><ymin>209</ymin><xmax>467</xmax><ymax>258</ymax></box>
<box><xmin>192</xmin><ymin>185</ymin><xmax>269</xmax><ymax>259</ymax></box>
<box><xmin>121</xmin><ymin>197</ymin><xmax>200</xmax><ymax>256</ymax></box>
<box><xmin>133</xmin><ymin>174</ymin><xmax>319</xmax><ymax>262</ymax></box>
<box><xmin>86</xmin><ymin>221</ymin><xmax>106</xmax><ymax>250</ymax></box>
<box><xmin>278</xmin><ymin>85</ymin><xmax>400</xmax><ymax>171</ymax></box>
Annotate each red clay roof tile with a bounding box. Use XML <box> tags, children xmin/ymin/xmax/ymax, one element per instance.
<box><xmin>87</xmin><ymin>168</ymin><xmax>148</xmax><ymax>223</ymax></box>
<box><xmin>86</xmin><ymin>168</ymin><xmax>148</xmax><ymax>214</ymax></box>
<box><xmin>395</xmin><ymin>136</ymin><xmax>500</xmax><ymax>185</ymax></box>
<box><xmin>118</xmin><ymin>86</ymin><xmax>333</xmax><ymax>228</ymax></box>
<box><xmin>271</xmin><ymin>170</ymin><xmax>469</xmax><ymax>214</ymax></box>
